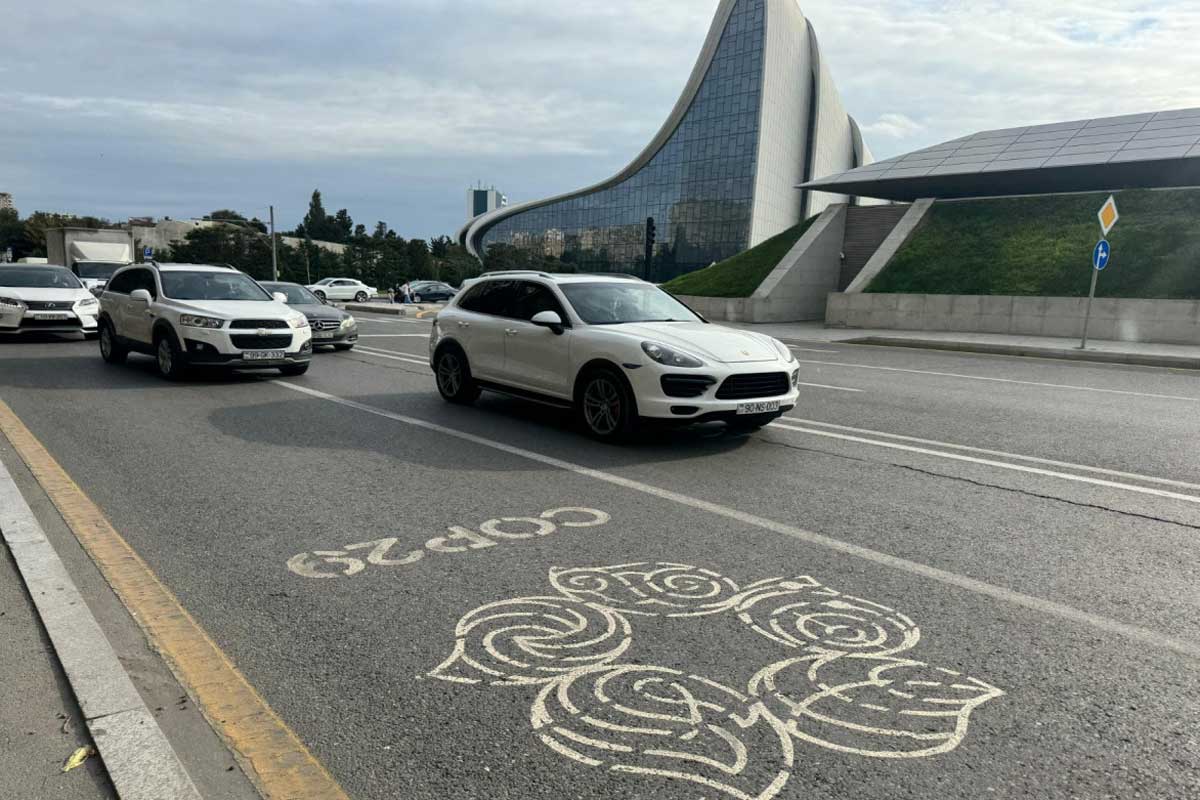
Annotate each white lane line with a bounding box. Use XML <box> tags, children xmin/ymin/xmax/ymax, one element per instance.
<box><xmin>273</xmin><ymin>380</ymin><xmax>1200</xmax><ymax>660</ymax></box>
<box><xmin>351</xmin><ymin>314</ymin><xmax>426</xmax><ymax>325</ymax></box>
<box><xmin>768</xmin><ymin>421</ymin><xmax>1200</xmax><ymax>506</ymax></box>
<box><xmin>786</xmin><ymin>346</ymin><xmax>840</xmax><ymax>354</ymax></box>
<box><xmin>797</xmin><ymin>382</ymin><xmax>863</xmax><ymax>393</ymax></box>
<box><xmin>792</xmin><ymin>359</ymin><xmax>1200</xmax><ymax>402</ymax></box>
<box><xmin>358</xmin><ymin>334</ymin><xmax>430</xmax><ymax>338</ymax></box>
<box><xmin>345</xmin><ymin>347</ymin><xmax>429</xmax><ymax>367</ymax></box>
<box><xmin>780</xmin><ymin>418</ymin><xmax>1200</xmax><ymax>494</ymax></box>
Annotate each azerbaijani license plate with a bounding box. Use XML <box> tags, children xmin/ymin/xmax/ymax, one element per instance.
<box><xmin>313</xmin><ymin>331</ymin><xmax>335</xmax><ymax>339</ymax></box>
<box><xmin>32</xmin><ymin>313</ymin><xmax>71</xmax><ymax>320</ymax></box>
<box><xmin>244</xmin><ymin>350</ymin><xmax>285</xmax><ymax>361</ymax></box>
<box><xmin>737</xmin><ymin>400</ymin><xmax>781</xmax><ymax>415</ymax></box>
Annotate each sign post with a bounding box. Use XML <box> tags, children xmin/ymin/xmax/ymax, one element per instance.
<box><xmin>143</xmin><ymin>246</ymin><xmax>154</xmax><ymax>262</ymax></box>
<box><xmin>1080</xmin><ymin>196</ymin><xmax>1119</xmax><ymax>350</ymax></box>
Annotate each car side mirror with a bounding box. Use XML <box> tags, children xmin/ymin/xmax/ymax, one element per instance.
<box><xmin>272</xmin><ymin>292</ymin><xmax>289</xmax><ymax>304</ymax></box>
<box><xmin>130</xmin><ymin>289</ymin><xmax>152</xmax><ymax>305</ymax></box>
<box><xmin>531</xmin><ymin>310</ymin><xmax>565</xmax><ymax>335</ymax></box>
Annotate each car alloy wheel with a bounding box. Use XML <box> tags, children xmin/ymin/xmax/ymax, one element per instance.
<box><xmin>315</xmin><ymin>291</ymin><xmax>326</xmax><ymax>302</ymax></box>
<box><xmin>100</xmin><ymin>327</ymin><xmax>112</xmax><ymax>359</ymax></box>
<box><xmin>157</xmin><ymin>338</ymin><xmax>174</xmax><ymax>375</ymax></box>
<box><xmin>583</xmin><ymin>375</ymin><xmax>623</xmax><ymax>436</ymax></box>
<box><xmin>355</xmin><ymin>292</ymin><xmax>368</xmax><ymax>302</ymax></box>
<box><xmin>437</xmin><ymin>351</ymin><xmax>463</xmax><ymax>397</ymax></box>
<box><xmin>413</xmin><ymin>294</ymin><xmax>423</xmax><ymax>303</ymax></box>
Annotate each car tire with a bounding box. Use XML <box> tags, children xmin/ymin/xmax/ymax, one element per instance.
<box><xmin>314</xmin><ymin>290</ymin><xmax>327</xmax><ymax>302</ymax></box>
<box><xmin>154</xmin><ymin>329</ymin><xmax>187</xmax><ymax>381</ymax></box>
<box><xmin>578</xmin><ymin>367</ymin><xmax>638</xmax><ymax>442</ymax></box>
<box><xmin>333</xmin><ymin>343</ymin><xmax>354</xmax><ymax>351</ymax></box>
<box><xmin>98</xmin><ymin>321</ymin><xmax>127</xmax><ymax>365</ymax></box>
<box><xmin>279</xmin><ymin>363</ymin><xmax>310</xmax><ymax>377</ymax></box>
<box><xmin>434</xmin><ymin>345</ymin><xmax>480</xmax><ymax>405</ymax></box>
<box><xmin>413</xmin><ymin>294</ymin><xmax>423</xmax><ymax>303</ymax></box>
<box><xmin>354</xmin><ymin>291</ymin><xmax>368</xmax><ymax>303</ymax></box>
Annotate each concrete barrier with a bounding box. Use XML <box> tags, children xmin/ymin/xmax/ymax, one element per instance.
<box><xmin>826</xmin><ymin>292</ymin><xmax>1200</xmax><ymax>345</ymax></box>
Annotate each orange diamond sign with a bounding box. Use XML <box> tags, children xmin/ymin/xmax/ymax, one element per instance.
<box><xmin>1098</xmin><ymin>195</ymin><xmax>1119</xmax><ymax>236</ymax></box>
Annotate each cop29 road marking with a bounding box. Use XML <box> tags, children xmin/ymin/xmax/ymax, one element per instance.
<box><xmin>776</xmin><ymin>418</ymin><xmax>1200</xmax><ymax>494</ymax></box>
<box><xmin>767</xmin><ymin>421</ymin><xmax>1200</xmax><ymax>506</ymax></box>
<box><xmin>273</xmin><ymin>381</ymin><xmax>1200</xmax><ymax>660</ymax></box>
<box><xmin>288</xmin><ymin>507</ymin><xmax>610</xmax><ymax>579</ymax></box>
<box><xmin>790</xmin><ymin>358</ymin><xmax>1200</xmax><ymax>402</ymax></box>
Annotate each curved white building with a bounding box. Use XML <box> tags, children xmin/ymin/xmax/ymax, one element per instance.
<box><xmin>461</xmin><ymin>0</ymin><xmax>872</xmax><ymax>279</ymax></box>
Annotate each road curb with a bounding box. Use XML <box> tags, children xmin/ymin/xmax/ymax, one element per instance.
<box><xmin>0</xmin><ymin>457</ymin><xmax>202</xmax><ymax>800</ymax></box>
<box><xmin>845</xmin><ymin>336</ymin><xmax>1200</xmax><ymax>371</ymax></box>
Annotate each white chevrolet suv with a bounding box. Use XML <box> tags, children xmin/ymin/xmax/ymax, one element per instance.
<box><xmin>429</xmin><ymin>272</ymin><xmax>800</xmax><ymax>440</ymax></box>
<box><xmin>98</xmin><ymin>263</ymin><xmax>313</xmax><ymax>380</ymax></box>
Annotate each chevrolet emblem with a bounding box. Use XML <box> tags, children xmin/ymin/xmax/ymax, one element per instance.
<box><xmin>257</xmin><ymin>328</ymin><xmax>269</xmax><ymax>336</ymax></box>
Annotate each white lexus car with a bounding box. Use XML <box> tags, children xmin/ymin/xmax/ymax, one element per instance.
<box><xmin>0</xmin><ymin>264</ymin><xmax>101</xmax><ymax>338</ymax></box>
<box><xmin>306</xmin><ymin>278</ymin><xmax>377</xmax><ymax>303</ymax></box>
<box><xmin>428</xmin><ymin>272</ymin><xmax>800</xmax><ymax>440</ymax></box>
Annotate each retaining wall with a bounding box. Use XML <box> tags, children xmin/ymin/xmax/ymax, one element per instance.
<box><xmin>826</xmin><ymin>292</ymin><xmax>1200</xmax><ymax>345</ymax></box>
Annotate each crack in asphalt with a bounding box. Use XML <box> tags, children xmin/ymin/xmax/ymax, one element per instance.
<box><xmin>757</xmin><ymin>435</ymin><xmax>1200</xmax><ymax>533</ymax></box>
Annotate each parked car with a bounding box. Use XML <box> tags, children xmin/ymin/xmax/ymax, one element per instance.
<box><xmin>98</xmin><ymin>263</ymin><xmax>312</xmax><ymax>380</ymax></box>
<box><xmin>306</xmin><ymin>278</ymin><xmax>376</xmax><ymax>303</ymax></box>
<box><xmin>428</xmin><ymin>271</ymin><xmax>800</xmax><ymax>441</ymax></box>
<box><xmin>260</xmin><ymin>281</ymin><xmax>357</xmax><ymax>351</ymax></box>
<box><xmin>0</xmin><ymin>264</ymin><xmax>100</xmax><ymax>339</ymax></box>
<box><xmin>407</xmin><ymin>281</ymin><xmax>458</xmax><ymax>303</ymax></box>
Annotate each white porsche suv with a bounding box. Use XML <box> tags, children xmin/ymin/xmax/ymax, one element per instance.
<box><xmin>98</xmin><ymin>263</ymin><xmax>313</xmax><ymax>380</ymax></box>
<box><xmin>428</xmin><ymin>272</ymin><xmax>800</xmax><ymax>440</ymax></box>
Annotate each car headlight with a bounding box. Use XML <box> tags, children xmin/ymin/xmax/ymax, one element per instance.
<box><xmin>772</xmin><ymin>338</ymin><xmax>795</xmax><ymax>363</ymax></box>
<box><xmin>179</xmin><ymin>314</ymin><xmax>225</xmax><ymax>329</ymax></box>
<box><xmin>0</xmin><ymin>296</ymin><xmax>26</xmax><ymax>310</ymax></box>
<box><xmin>289</xmin><ymin>316</ymin><xmax>310</xmax><ymax>329</ymax></box>
<box><xmin>340</xmin><ymin>316</ymin><xmax>356</xmax><ymax>329</ymax></box>
<box><xmin>74</xmin><ymin>297</ymin><xmax>100</xmax><ymax>310</ymax></box>
<box><xmin>641</xmin><ymin>341</ymin><xmax>704</xmax><ymax>368</ymax></box>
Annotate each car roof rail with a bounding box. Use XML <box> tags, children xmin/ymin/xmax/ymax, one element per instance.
<box><xmin>575</xmin><ymin>272</ymin><xmax>644</xmax><ymax>281</ymax></box>
<box><xmin>478</xmin><ymin>270</ymin><xmax>555</xmax><ymax>280</ymax></box>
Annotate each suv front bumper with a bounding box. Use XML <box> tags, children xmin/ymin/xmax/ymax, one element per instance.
<box><xmin>0</xmin><ymin>307</ymin><xmax>98</xmax><ymax>334</ymax></box>
<box><xmin>179</xmin><ymin>326</ymin><xmax>313</xmax><ymax>368</ymax></box>
<box><xmin>627</xmin><ymin>363</ymin><xmax>802</xmax><ymax>421</ymax></box>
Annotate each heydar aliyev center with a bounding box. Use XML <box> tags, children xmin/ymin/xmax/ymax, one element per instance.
<box><xmin>460</xmin><ymin>0</ymin><xmax>873</xmax><ymax>279</ymax></box>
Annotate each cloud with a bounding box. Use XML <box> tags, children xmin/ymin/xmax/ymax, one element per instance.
<box><xmin>861</xmin><ymin>113</ymin><xmax>925</xmax><ymax>139</ymax></box>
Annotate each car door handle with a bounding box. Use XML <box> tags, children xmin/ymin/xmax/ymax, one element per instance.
<box><xmin>458</xmin><ymin>321</ymin><xmax>470</xmax><ymax>328</ymax></box>
<box><xmin>505</xmin><ymin>329</ymin><xmax>517</xmax><ymax>336</ymax></box>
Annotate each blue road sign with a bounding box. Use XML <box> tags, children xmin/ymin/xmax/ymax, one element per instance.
<box><xmin>1092</xmin><ymin>239</ymin><xmax>1110</xmax><ymax>271</ymax></box>
<box><xmin>144</xmin><ymin>246</ymin><xmax>154</xmax><ymax>260</ymax></box>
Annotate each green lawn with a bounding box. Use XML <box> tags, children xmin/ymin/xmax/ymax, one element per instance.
<box><xmin>869</xmin><ymin>188</ymin><xmax>1200</xmax><ymax>298</ymax></box>
<box><xmin>662</xmin><ymin>216</ymin><xmax>819</xmax><ymax>298</ymax></box>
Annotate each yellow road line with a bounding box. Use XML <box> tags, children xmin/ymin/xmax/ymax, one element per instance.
<box><xmin>0</xmin><ymin>399</ymin><xmax>349</xmax><ymax>800</ymax></box>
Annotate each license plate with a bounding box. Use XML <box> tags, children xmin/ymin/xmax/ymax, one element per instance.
<box><xmin>313</xmin><ymin>331</ymin><xmax>335</xmax><ymax>339</ymax></box>
<box><xmin>32</xmin><ymin>313</ymin><xmax>72</xmax><ymax>320</ymax></box>
<box><xmin>737</xmin><ymin>400</ymin><xmax>781</xmax><ymax>415</ymax></box>
<box><xmin>243</xmin><ymin>350</ymin><xmax>285</xmax><ymax>361</ymax></box>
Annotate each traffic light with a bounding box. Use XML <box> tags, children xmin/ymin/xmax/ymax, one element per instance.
<box><xmin>644</xmin><ymin>217</ymin><xmax>657</xmax><ymax>273</ymax></box>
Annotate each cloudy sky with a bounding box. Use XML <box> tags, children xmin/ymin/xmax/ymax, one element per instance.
<box><xmin>3</xmin><ymin>0</ymin><xmax>1197</xmax><ymax>237</ymax></box>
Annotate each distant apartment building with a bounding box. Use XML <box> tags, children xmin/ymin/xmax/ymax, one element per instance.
<box><xmin>0</xmin><ymin>192</ymin><xmax>14</xmax><ymax>212</ymax></box>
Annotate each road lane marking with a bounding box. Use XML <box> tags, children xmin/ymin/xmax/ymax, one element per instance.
<box><xmin>274</xmin><ymin>381</ymin><xmax>1200</xmax><ymax>660</ymax></box>
<box><xmin>767</xmin><ymin>421</ymin><xmax>1200</xmax><ymax>506</ymax></box>
<box><xmin>350</xmin><ymin>314</ymin><xmax>426</xmax><ymax>325</ymax></box>
<box><xmin>785</xmin><ymin>346</ymin><xmax>840</xmax><ymax>354</ymax></box>
<box><xmin>288</xmin><ymin>507</ymin><xmax>610</xmax><ymax>579</ymax></box>
<box><xmin>792</xmin><ymin>359</ymin><xmax>1200</xmax><ymax>402</ymax></box>
<box><xmin>0</xmin><ymin>400</ymin><xmax>351</xmax><ymax>800</ymax></box>
<box><xmin>348</xmin><ymin>346</ymin><xmax>429</xmax><ymax>367</ymax></box>
<box><xmin>796</xmin><ymin>382</ymin><xmax>863</xmax><ymax>393</ymax></box>
<box><xmin>779</xmin><ymin>418</ymin><xmax>1200</xmax><ymax>493</ymax></box>
<box><xmin>358</xmin><ymin>334</ymin><xmax>430</xmax><ymax>338</ymax></box>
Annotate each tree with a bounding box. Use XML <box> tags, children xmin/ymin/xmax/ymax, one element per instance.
<box><xmin>406</xmin><ymin>238</ymin><xmax>431</xmax><ymax>280</ymax></box>
<box><xmin>0</xmin><ymin>209</ymin><xmax>25</xmax><ymax>261</ymax></box>
<box><xmin>206</xmin><ymin>209</ymin><xmax>267</xmax><ymax>234</ymax></box>
<box><xmin>298</xmin><ymin>190</ymin><xmax>330</xmax><ymax>242</ymax></box>
<box><xmin>430</xmin><ymin>235</ymin><xmax>452</xmax><ymax>258</ymax></box>
<box><xmin>332</xmin><ymin>209</ymin><xmax>354</xmax><ymax>244</ymax></box>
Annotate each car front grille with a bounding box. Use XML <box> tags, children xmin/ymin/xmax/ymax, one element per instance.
<box><xmin>661</xmin><ymin>375</ymin><xmax>716</xmax><ymax>398</ymax></box>
<box><xmin>310</xmin><ymin>318</ymin><xmax>341</xmax><ymax>331</ymax></box>
<box><xmin>230</xmin><ymin>334</ymin><xmax>293</xmax><ymax>350</ymax></box>
<box><xmin>715</xmin><ymin>372</ymin><xmax>791</xmax><ymax>400</ymax></box>
<box><xmin>230</xmin><ymin>319</ymin><xmax>289</xmax><ymax>329</ymax></box>
<box><xmin>24</xmin><ymin>300</ymin><xmax>72</xmax><ymax>310</ymax></box>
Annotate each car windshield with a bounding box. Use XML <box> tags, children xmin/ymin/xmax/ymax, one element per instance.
<box><xmin>0</xmin><ymin>267</ymin><xmax>83</xmax><ymax>289</ymax></box>
<box><xmin>74</xmin><ymin>262</ymin><xmax>122</xmax><ymax>280</ymax></box>
<box><xmin>262</xmin><ymin>283</ymin><xmax>320</xmax><ymax>304</ymax></box>
<box><xmin>160</xmin><ymin>271</ymin><xmax>272</xmax><ymax>301</ymax></box>
<box><xmin>559</xmin><ymin>282</ymin><xmax>701</xmax><ymax>325</ymax></box>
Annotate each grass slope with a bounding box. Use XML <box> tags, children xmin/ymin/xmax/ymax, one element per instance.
<box><xmin>662</xmin><ymin>216</ymin><xmax>819</xmax><ymax>298</ymax></box>
<box><xmin>869</xmin><ymin>188</ymin><xmax>1200</xmax><ymax>298</ymax></box>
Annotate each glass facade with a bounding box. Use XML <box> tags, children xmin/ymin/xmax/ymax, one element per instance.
<box><xmin>479</xmin><ymin>0</ymin><xmax>765</xmax><ymax>281</ymax></box>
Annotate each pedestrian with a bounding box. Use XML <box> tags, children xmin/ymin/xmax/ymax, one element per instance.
<box><xmin>400</xmin><ymin>279</ymin><xmax>413</xmax><ymax>304</ymax></box>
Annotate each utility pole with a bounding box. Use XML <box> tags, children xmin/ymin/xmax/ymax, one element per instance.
<box><xmin>269</xmin><ymin>205</ymin><xmax>279</xmax><ymax>281</ymax></box>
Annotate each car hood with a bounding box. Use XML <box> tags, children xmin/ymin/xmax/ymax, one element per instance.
<box><xmin>606</xmin><ymin>322</ymin><xmax>781</xmax><ymax>363</ymax></box>
<box><xmin>170</xmin><ymin>299</ymin><xmax>302</xmax><ymax>322</ymax></box>
<box><xmin>291</xmin><ymin>303</ymin><xmax>348</xmax><ymax>320</ymax></box>
<box><xmin>0</xmin><ymin>287</ymin><xmax>94</xmax><ymax>304</ymax></box>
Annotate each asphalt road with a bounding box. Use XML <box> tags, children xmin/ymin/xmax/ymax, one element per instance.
<box><xmin>1</xmin><ymin>313</ymin><xmax>1197</xmax><ymax>800</ymax></box>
